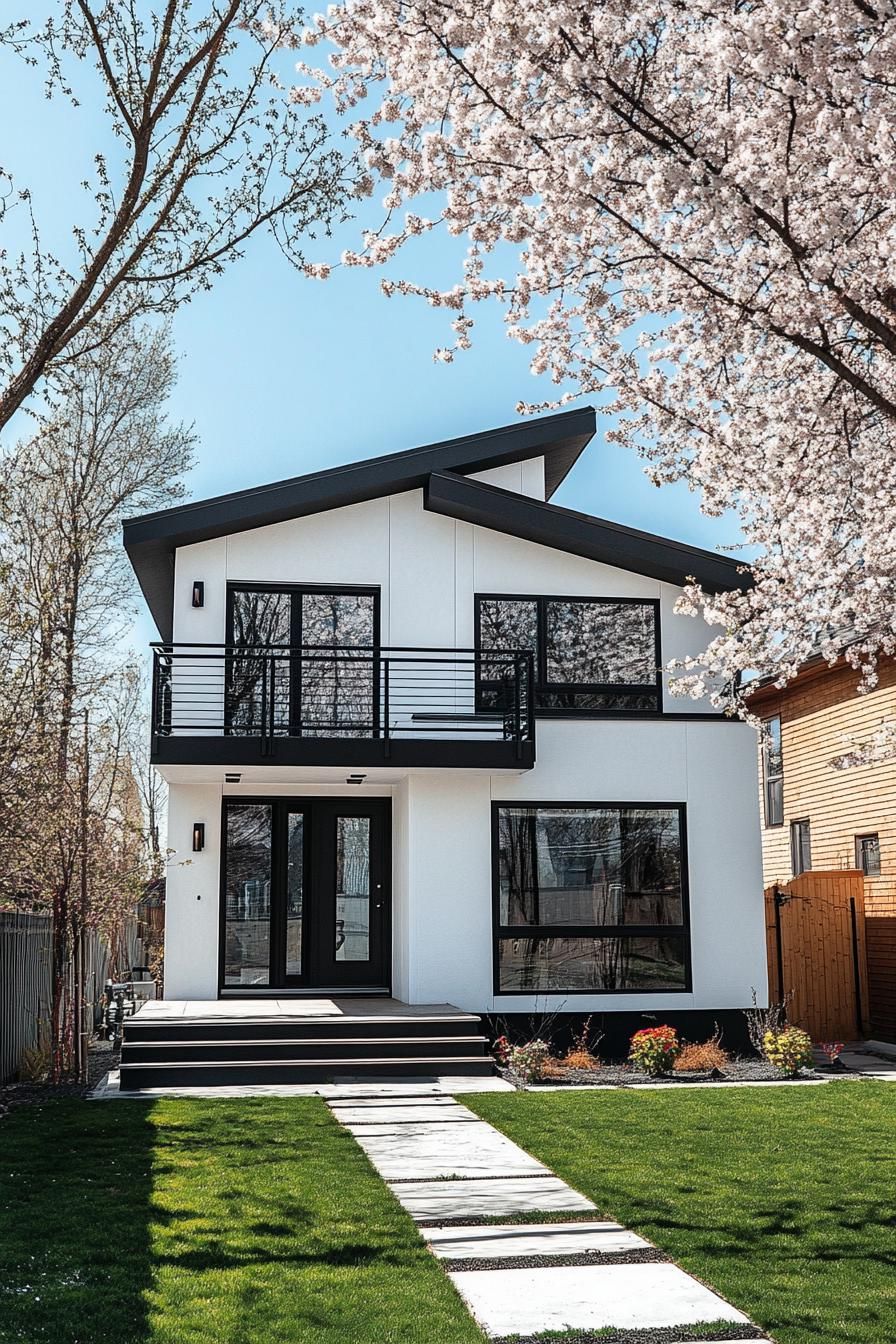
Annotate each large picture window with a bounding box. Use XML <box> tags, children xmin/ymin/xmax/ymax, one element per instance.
<box><xmin>476</xmin><ymin>595</ymin><xmax>660</xmax><ymax>713</ymax></box>
<box><xmin>493</xmin><ymin>803</ymin><xmax>689</xmax><ymax>993</ymax></box>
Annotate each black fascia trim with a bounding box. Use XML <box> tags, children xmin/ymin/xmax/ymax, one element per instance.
<box><xmin>124</xmin><ymin>407</ymin><xmax>596</xmax><ymax>639</ymax></box>
<box><xmin>151</xmin><ymin>734</ymin><xmax>536</xmax><ymax>771</ymax></box>
<box><xmin>426</xmin><ymin>471</ymin><xmax>751</xmax><ymax>594</ymax></box>
<box><xmin>490</xmin><ymin>799</ymin><xmax>692</xmax><ymax>996</ymax></box>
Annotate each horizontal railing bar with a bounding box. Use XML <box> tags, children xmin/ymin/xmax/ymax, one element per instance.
<box><xmin>152</xmin><ymin>642</ymin><xmax>523</xmax><ymax>656</ymax></box>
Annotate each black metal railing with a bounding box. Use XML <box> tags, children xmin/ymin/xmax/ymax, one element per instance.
<box><xmin>151</xmin><ymin>644</ymin><xmax>535</xmax><ymax>756</ymax></box>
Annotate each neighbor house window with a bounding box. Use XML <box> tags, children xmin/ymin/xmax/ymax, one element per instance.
<box><xmin>761</xmin><ymin>716</ymin><xmax>784</xmax><ymax>827</ymax></box>
<box><xmin>855</xmin><ymin>833</ymin><xmax>881</xmax><ymax>877</ymax></box>
<box><xmin>493</xmin><ymin>803</ymin><xmax>689</xmax><ymax>993</ymax></box>
<box><xmin>476</xmin><ymin>595</ymin><xmax>660</xmax><ymax>713</ymax></box>
<box><xmin>791</xmin><ymin>818</ymin><xmax>812</xmax><ymax>876</ymax></box>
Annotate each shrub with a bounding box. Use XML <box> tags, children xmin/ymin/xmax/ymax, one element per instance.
<box><xmin>674</xmin><ymin>1035</ymin><xmax>730</xmax><ymax>1073</ymax></box>
<box><xmin>492</xmin><ymin>1034</ymin><xmax>511</xmax><ymax>1066</ymax></box>
<box><xmin>564</xmin><ymin>1047</ymin><xmax>601</xmax><ymax>1070</ymax></box>
<box><xmin>508</xmin><ymin>1039</ymin><xmax>551</xmax><ymax>1082</ymax></box>
<box><xmin>18</xmin><ymin>1041</ymin><xmax>50</xmax><ymax>1083</ymax></box>
<box><xmin>819</xmin><ymin>1040</ymin><xmax>844</xmax><ymax>1065</ymax></box>
<box><xmin>563</xmin><ymin>1014</ymin><xmax>603</xmax><ymax>1070</ymax></box>
<box><xmin>763</xmin><ymin>1026</ymin><xmax>814</xmax><ymax>1075</ymax></box>
<box><xmin>629</xmin><ymin>1025</ymin><xmax>681</xmax><ymax>1076</ymax></box>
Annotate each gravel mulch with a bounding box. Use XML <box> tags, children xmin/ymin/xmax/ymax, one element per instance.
<box><xmin>499</xmin><ymin>1057</ymin><xmax>829</xmax><ymax>1089</ymax></box>
<box><xmin>490</xmin><ymin>1326</ymin><xmax>767</xmax><ymax>1344</ymax></box>
<box><xmin>442</xmin><ymin>1249</ymin><xmax>668</xmax><ymax>1272</ymax></box>
<box><xmin>0</xmin><ymin>1038</ymin><xmax>115</xmax><ymax>1120</ymax></box>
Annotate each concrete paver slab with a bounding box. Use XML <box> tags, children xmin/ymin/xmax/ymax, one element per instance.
<box><xmin>389</xmin><ymin>1175</ymin><xmax>596</xmax><ymax>1221</ymax></box>
<box><xmin>350</xmin><ymin>1122</ymin><xmax>549</xmax><ymax>1179</ymax></box>
<box><xmin>329</xmin><ymin>1103</ymin><xmax>481</xmax><ymax>1125</ymax></box>
<box><xmin>426</xmin><ymin>1221</ymin><xmax>648</xmax><ymax>1259</ymax></box>
<box><xmin>448</xmin><ymin>1262</ymin><xmax>749</xmax><ymax>1337</ymax></box>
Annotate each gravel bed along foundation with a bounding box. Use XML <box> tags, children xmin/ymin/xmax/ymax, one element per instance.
<box><xmin>0</xmin><ymin>1038</ymin><xmax>115</xmax><ymax>1120</ymax></box>
<box><xmin>499</xmin><ymin>1057</ymin><xmax>829</xmax><ymax>1089</ymax></box>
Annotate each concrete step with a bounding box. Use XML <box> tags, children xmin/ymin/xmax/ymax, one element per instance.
<box><xmin>124</xmin><ymin>1014</ymin><xmax>483</xmax><ymax>1043</ymax></box>
<box><xmin>118</xmin><ymin>1055</ymin><xmax>496</xmax><ymax>1091</ymax></box>
<box><xmin>121</xmin><ymin>1035</ymin><xmax>490</xmax><ymax>1064</ymax></box>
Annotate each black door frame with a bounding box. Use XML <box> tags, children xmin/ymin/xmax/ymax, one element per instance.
<box><xmin>218</xmin><ymin>795</ymin><xmax>392</xmax><ymax>995</ymax></box>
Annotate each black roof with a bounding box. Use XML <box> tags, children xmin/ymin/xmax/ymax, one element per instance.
<box><xmin>425</xmin><ymin>472</ymin><xmax>750</xmax><ymax>594</ymax></box>
<box><xmin>123</xmin><ymin>405</ymin><xmax>749</xmax><ymax>638</ymax></box>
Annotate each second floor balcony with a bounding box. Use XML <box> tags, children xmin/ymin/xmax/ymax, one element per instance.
<box><xmin>150</xmin><ymin>644</ymin><xmax>536</xmax><ymax>771</ymax></box>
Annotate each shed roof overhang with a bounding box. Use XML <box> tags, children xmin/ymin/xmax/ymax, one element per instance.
<box><xmin>124</xmin><ymin>407</ymin><xmax>596</xmax><ymax>639</ymax></box>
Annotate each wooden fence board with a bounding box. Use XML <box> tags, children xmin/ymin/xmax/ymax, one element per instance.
<box><xmin>765</xmin><ymin>870</ymin><xmax>868</xmax><ymax>1040</ymax></box>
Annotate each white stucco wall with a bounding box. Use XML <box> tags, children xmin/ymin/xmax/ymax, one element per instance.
<box><xmin>161</xmin><ymin>473</ymin><xmax>766</xmax><ymax>1009</ymax></box>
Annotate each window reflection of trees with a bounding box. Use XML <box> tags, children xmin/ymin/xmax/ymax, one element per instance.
<box><xmin>496</xmin><ymin>805</ymin><xmax>686</xmax><ymax>992</ymax></box>
<box><xmin>226</xmin><ymin>588</ymin><xmax>376</xmax><ymax>737</ymax></box>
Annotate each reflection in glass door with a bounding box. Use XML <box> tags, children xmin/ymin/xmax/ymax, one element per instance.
<box><xmin>335</xmin><ymin>816</ymin><xmax>371</xmax><ymax>962</ymax></box>
<box><xmin>285</xmin><ymin>812</ymin><xmax>304</xmax><ymax>977</ymax></box>
<box><xmin>222</xmin><ymin>803</ymin><xmax>273</xmax><ymax>987</ymax></box>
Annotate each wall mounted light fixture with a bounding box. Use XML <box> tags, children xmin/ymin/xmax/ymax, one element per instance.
<box><xmin>192</xmin><ymin>581</ymin><xmax>205</xmax><ymax>608</ymax></box>
<box><xmin>192</xmin><ymin>822</ymin><xmax>205</xmax><ymax>852</ymax></box>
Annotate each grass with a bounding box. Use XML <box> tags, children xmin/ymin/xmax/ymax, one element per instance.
<box><xmin>0</xmin><ymin>1097</ymin><xmax>485</xmax><ymax>1344</ymax></box>
<box><xmin>467</xmin><ymin>1081</ymin><xmax>896</xmax><ymax>1344</ymax></box>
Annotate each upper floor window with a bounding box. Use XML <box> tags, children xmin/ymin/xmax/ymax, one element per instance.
<box><xmin>855</xmin><ymin>833</ymin><xmax>881</xmax><ymax>877</ymax></box>
<box><xmin>761</xmin><ymin>716</ymin><xmax>784</xmax><ymax>827</ymax></box>
<box><xmin>791</xmin><ymin>818</ymin><xmax>811</xmax><ymax>876</ymax></box>
<box><xmin>476</xmin><ymin>594</ymin><xmax>660</xmax><ymax>714</ymax></box>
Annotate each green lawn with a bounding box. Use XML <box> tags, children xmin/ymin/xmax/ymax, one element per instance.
<box><xmin>468</xmin><ymin>1081</ymin><xmax>896</xmax><ymax>1344</ymax></box>
<box><xmin>0</xmin><ymin>1097</ymin><xmax>484</xmax><ymax>1344</ymax></box>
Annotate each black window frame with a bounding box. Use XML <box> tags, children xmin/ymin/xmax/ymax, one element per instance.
<box><xmin>761</xmin><ymin>715</ymin><xmax>784</xmax><ymax>828</ymax></box>
<box><xmin>475</xmin><ymin>593</ymin><xmax>662</xmax><ymax>718</ymax></box>
<box><xmin>490</xmin><ymin>800</ymin><xmax>691</xmax><ymax>995</ymax></box>
<box><xmin>855</xmin><ymin>832</ymin><xmax>881</xmax><ymax>877</ymax></box>
<box><xmin>225</xmin><ymin>581</ymin><xmax>381</xmax><ymax>737</ymax></box>
<box><xmin>790</xmin><ymin>818</ymin><xmax>812</xmax><ymax>876</ymax></box>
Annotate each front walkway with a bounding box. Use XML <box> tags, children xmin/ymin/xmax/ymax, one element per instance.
<box><xmin>327</xmin><ymin>1092</ymin><xmax>772</xmax><ymax>1342</ymax></box>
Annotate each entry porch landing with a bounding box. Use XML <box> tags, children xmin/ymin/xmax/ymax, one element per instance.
<box><xmin>119</xmin><ymin>998</ymin><xmax>495</xmax><ymax>1091</ymax></box>
<box><xmin>136</xmin><ymin>997</ymin><xmax>468</xmax><ymax>1021</ymax></box>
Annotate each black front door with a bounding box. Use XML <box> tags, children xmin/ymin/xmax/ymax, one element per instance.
<box><xmin>221</xmin><ymin>797</ymin><xmax>391</xmax><ymax>992</ymax></box>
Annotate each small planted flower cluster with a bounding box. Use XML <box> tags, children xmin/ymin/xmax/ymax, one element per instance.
<box><xmin>504</xmin><ymin>1039</ymin><xmax>551</xmax><ymax>1083</ymax></box>
<box><xmin>763</xmin><ymin>1026</ymin><xmax>814</xmax><ymax>1076</ymax></box>
<box><xmin>628</xmin><ymin>1025</ymin><xmax>682</xmax><ymax>1076</ymax></box>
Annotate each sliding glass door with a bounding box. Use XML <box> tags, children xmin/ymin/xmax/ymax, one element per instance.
<box><xmin>226</xmin><ymin>584</ymin><xmax>379</xmax><ymax>737</ymax></box>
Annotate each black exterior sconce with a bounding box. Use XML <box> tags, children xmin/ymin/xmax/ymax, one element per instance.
<box><xmin>192</xmin><ymin>822</ymin><xmax>205</xmax><ymax>852</ymax></box>
<box><xmin>192</xmin><ymin>581</ymin><xmax>205</xmax><ymax>608</ymax></box>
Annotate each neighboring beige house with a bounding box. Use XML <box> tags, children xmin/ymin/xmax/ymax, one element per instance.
<box><xmin>748</xmin><ymin>656</ymin><xmax>896</xmax><ymax>1041</ymax></box>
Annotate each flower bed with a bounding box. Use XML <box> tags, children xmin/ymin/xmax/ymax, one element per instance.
<box><xmin>498</xmin><ymin>1055</ymin><xmax>829</xmax><ymax>1088</ymax></box>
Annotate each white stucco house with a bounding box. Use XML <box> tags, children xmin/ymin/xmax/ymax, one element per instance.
<box><xmin>123</xmin><ymin>406</ymin><xmax>766</xmax><ymax>1076</ymax></box>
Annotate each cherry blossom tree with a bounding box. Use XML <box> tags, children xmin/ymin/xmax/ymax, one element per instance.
<box><xmin>293</xmin><ymin>1</ymin><xmax>896</xmax><ymax>742</ymax></box>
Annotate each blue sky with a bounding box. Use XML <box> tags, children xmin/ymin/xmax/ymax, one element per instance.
<box><xmin>0</xmin><ymin>28</ymin><xmax>742</xmax><ymax>648</ymax></box>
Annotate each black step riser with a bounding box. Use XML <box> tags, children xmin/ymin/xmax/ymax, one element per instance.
<box><xmin>125</xmin><ymin>1019</ymin><xmax>482</xmax><ymax>1044</ymax></box>
<box><xmin>122</xmin><ymin>1038</ymin><xmax>489</xmax><ymax>1064</ymax></box>
<box><xmin>119</xmin><ymin>1059</ymin><xmax>495</xmax><ymax>1090</ymax></box>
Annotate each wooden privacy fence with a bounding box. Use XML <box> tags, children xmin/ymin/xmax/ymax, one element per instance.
<box><xmin>0</xmin><ymin>912</ymin><xmax>145</xmax><ymax>1083</ymax></box>
<box><xmin>0</xmin><ymin>911</ymin><xmax>52</xmax><ymax>1084</ymax></box>
<box><xmin>765</xmin><ymin>870</ymin><xmax>870</xmax><ymax>1041</ymax></box>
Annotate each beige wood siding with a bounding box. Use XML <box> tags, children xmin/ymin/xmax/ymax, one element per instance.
<box><xmin>752</xmin><ymin>660</ymin><xmax>896</xmax><ymax>1039</ymax></box>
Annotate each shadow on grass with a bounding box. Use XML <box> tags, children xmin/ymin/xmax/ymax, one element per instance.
<box><xmin>0</xmin><ymin>1099</ymin><xmax>156</xmax><ymax>1344</ymax></box>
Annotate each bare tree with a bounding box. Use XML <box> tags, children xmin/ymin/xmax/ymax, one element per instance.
<box><xmin>0</xmin><ymin>323</ymin><xmax>193</xmax><ymax>1077</ymax></box>
<box><xmin>0</xmin><ymin>1</ymin><xmax>361</xmax><ymax>431</ymax></box>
